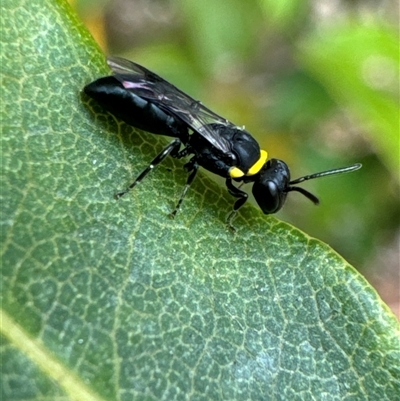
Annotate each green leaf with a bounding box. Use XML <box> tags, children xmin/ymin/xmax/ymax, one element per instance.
<box><xmin>1</xmin><ymin>1</ymin><xmax>399</xmax><ymax>400</ymax></box>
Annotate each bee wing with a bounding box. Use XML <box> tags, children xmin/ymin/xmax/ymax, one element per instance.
<box><xmin>107</xmin><ymin>57</ymin><xmax>233</xmax><ymax>155</ymax></box>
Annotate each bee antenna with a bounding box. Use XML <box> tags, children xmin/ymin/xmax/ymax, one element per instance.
<box><xmin>287</xmin><ymin>186</ymin><xmax>320</xmax><ymax>204</ymax></box>
<box><xmin>289</xmin><ymin>163</ymin><xmax>362</xmax><ymax>185</ymax></box>
<box><xmin>287</xmin><ymin>163</ymin><xmax>362</xmax><ymax>205</ymax></box>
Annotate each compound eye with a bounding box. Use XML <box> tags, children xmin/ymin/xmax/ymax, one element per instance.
<box><xmin>252</xmin><ymin>180</ymin><xmax>283</xmax><ymax>214</ymax></box>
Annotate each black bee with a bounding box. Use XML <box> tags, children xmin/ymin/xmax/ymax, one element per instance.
<box><xmin>84</xmin><ymin>57</ymin><xmax>361</xmax><ymax>228</ymax></box>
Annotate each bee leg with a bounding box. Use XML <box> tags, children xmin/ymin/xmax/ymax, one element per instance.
<box><xmin>170</xmin><ymin>159</ymin><xmax>199</xmax><ymax>218</ymax></box>
<box><xmin>172</xmin><ymin>145</ymin><xmax>192</xmax><ymax>159</ymax></box>
<box><xmin>225</xmin><ymin>178</ymin><xmax>248</xmax><ymax>231</ymax></box>
<box><xmin>115</xmin><ymin>138</ymin><xmax>182</xmax><ymax>199</ymax></box>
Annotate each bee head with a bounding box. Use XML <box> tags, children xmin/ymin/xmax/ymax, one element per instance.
<box><xmin>252</xmin><ymin>159</ymin><xmax>321</xmax><ymax>214</ymax></box>
<box><xmin>252</xmin><ymin>159</ymin><xmax>362</xmax><ymax>214</ymax></box>
<box><xmin>252</xmin><ymin>159</ymin><xmax>290</xmax><ymax>214</ymax></box>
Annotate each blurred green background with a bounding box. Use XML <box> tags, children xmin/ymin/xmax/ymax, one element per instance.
<box><xmin>73</xmin><ymin>0</ymin><xmax>399</xmax><ymax>317</ymax></box>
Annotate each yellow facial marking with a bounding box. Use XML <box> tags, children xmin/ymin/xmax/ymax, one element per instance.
<box><xmin>247</xmin><ymin>150</ymin><xmax>268</xmax><ymax>176</ymax></box>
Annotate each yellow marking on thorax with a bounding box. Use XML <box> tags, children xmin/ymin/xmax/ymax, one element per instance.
<box><xmin>229</xmin><ymin>167</ymin><xmax>245</xmax><ymax>178</ymax></box>
<box><xmin>247</xmin><ymin>150</ymin><xmax>268</xmax><ymax>176</ymax></box>
<box><xmin>228</xmin><ymin>150</ymin><xmax>268</xmax><ymax>179</ymax></box>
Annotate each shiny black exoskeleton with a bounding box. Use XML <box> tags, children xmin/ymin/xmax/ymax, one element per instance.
<box><xmin>84</xmin><ymin>57</ymin><xmax>361</xmax><ymax>228</ymax></box>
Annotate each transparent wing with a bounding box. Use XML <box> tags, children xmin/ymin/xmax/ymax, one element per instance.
<box><xmin>107</xmin><ymin>56</ymin><xmax>234</xmax><ymax>154</ymax></box>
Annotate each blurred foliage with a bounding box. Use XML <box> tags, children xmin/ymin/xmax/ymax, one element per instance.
<box><xmin>75</xmin><ymin>0</ymin><xmax>399</xmax><ymax>315</ymax></box>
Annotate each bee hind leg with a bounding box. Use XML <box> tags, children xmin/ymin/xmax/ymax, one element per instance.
<box><xmin>115</xmin><ymin>138</ymin><xmax>182</xmax><ymax>199</ymax></box>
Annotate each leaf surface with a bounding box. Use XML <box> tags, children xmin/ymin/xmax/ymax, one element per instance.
<box><xmin>1</xmin><ymin>1</ymin><xmax>399</xmax><ymax>400</ymax></box>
